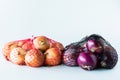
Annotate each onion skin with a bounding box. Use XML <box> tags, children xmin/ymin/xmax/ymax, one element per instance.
<box><xmin>63</xmin><ymin>48</ymin><xmax>79</xmax><ymax>66</ymax></box>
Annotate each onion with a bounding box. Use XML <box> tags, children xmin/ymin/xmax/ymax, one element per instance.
<box><xmin>77</xmin><ymin>52</ymin><xmax>97</xmax><ymax>70</ymax></box>
<box><xmin>86</xmin><ymin>39</ymin><xmax>103</xmax><ymax>53</ymax></box>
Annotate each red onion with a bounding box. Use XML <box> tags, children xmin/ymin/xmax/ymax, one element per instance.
<box><xmin>86</xmin><ymin>39</ymin><xmax>103</xmax><ymax>53</ymax></box>
<box><xmin>77</xmin><ymin>52</ymin><xmax>97</xmax><ymax>70</ymax></box>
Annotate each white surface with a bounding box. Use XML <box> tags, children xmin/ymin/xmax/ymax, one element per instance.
<box><xmin>0</xmin><ymin>0</ymin><xmax>120</xmax><ymax>80</ymax></box>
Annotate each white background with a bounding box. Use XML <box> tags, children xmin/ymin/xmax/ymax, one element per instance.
<box><xmin>0</xmin><ymin>0</ymin><xmax>120</xmax><ymax>80</ymax></box>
